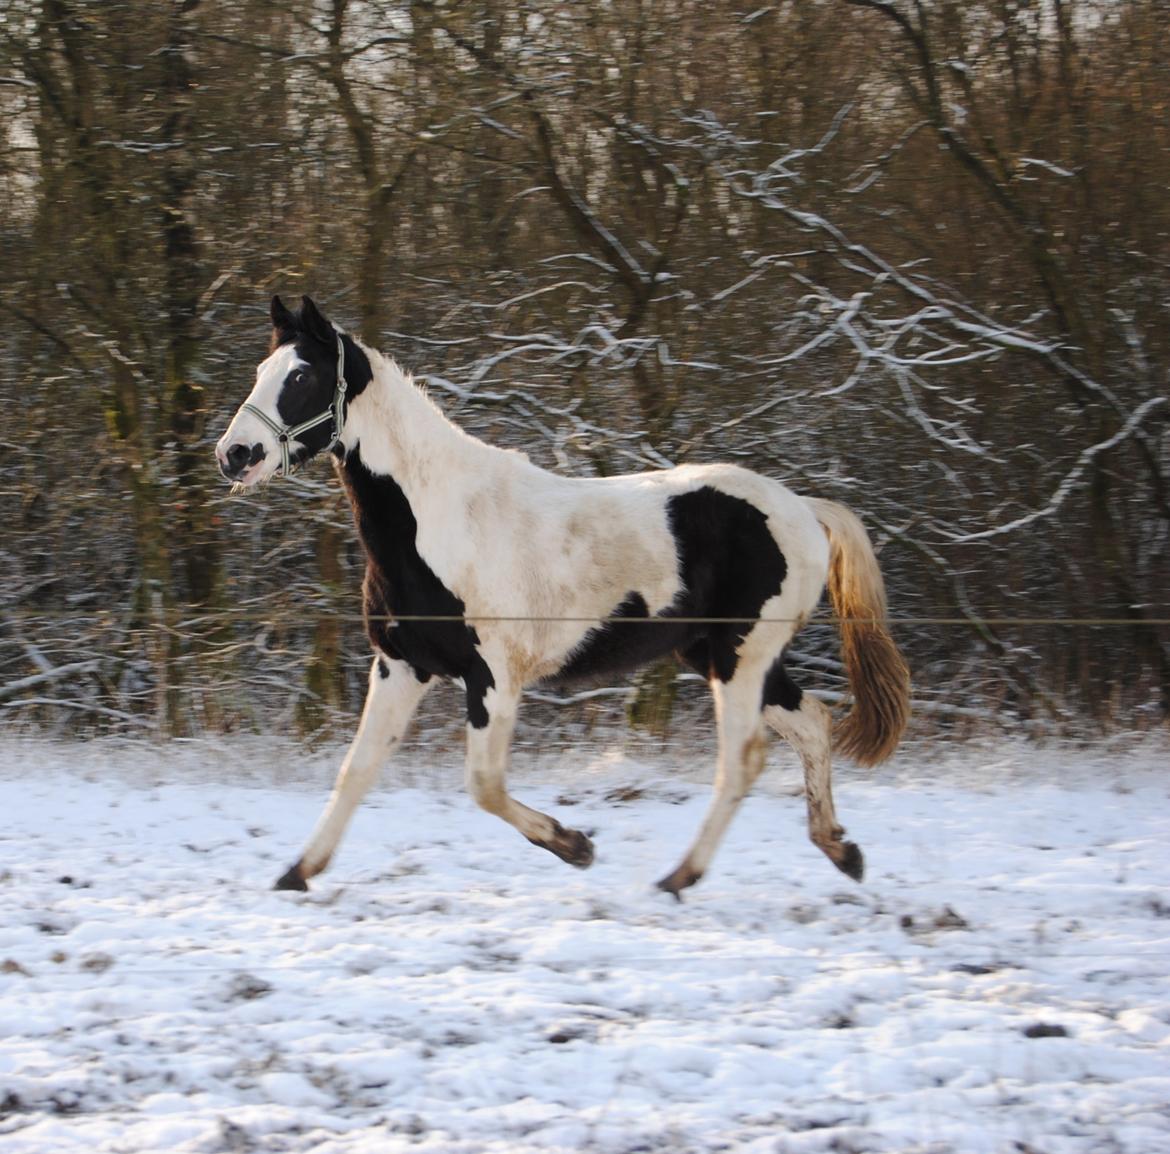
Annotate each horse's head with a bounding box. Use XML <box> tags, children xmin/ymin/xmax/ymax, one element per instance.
<box><xmin>216</xmin><ymin>295</ymin><xmax>348</xmax><ymax>486</ymax></box>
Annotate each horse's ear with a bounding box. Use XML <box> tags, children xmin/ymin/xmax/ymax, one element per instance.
<box><xmin>300</xmin><ymin>295</ymin><xmax>335</xmax><ymax>345</ymax></box>
<box><xmin>270</xmin><ymin>294</ymin><xmax>296</xmax><ymax>331</ymax></box>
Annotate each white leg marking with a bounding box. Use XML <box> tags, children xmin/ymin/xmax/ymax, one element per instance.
<box><xmin>659</xmin><ymin>672</ymin><xmax>768</xmax><ymax>895</ymax></box>
<box><xmin>297</xmin><ymin>657</ymin><xmax>432</xmax><ymax>879</ymax></box>
<box><xmin>465</xmin><ymin>688</ymin><xmax>594</xmax><ymax>867</ymax></box>
<box><xmin>766</xmin><ymin>694</ymin><xmax>863</xmax><ymax>878</ymax></box>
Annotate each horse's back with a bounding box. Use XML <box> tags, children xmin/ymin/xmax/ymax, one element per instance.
<box><xmin>583</xmin><ymin>461</ymin><xmax>830</xmax><ymax>579</ymax></box>
<box><xmin>518</xmin><ymin>461</ymin><xmax>831</xmax><ymax>683</ymax></box>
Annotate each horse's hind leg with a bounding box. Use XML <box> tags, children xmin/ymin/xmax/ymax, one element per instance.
<box><xmin>657</xmin><ymin>673</ymin><xmax>768</xmax><ymax>898</ymax></box>
<box><xmin>764</xmin><ymin>690</ymin><xmax>864</xmax><ymax>881</ymax></box>
<box><xmin>274</xmin><ymin>655</ymin><xmax>432</xmax><ymax>891</ymax></box>
<box><xmin>464</xmin><ymin>686</ymin><xmax>594</xmax><ymax>868</ymax></box>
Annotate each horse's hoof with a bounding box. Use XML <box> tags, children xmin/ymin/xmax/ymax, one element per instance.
<box><xmin>274</xmin><ymin>863</ymin><xmax>309</xmax><ymax>891</ymax></box>
<box><xmin>656</xmin><ymin>863</ymin><xmax>702</xmax><ymax>900</ymax></box>
<box><xmin>834</xmin><ymin>841</ymin><xmax>865</xmax><ymax>882</ymax></box>
<box><xmin>553</xmin><ymin>826</ymin><xmax>594</xmax><ymax>868</ymax></box>
<box><xmin>565</xmin><ymin>830</ymin><xmax>595</xmax><ymax>869</ymax></box>
<box><xmin>531</xmin><ymin>824</ymin><xmax>595</xmax><ymax>868</ymax></box>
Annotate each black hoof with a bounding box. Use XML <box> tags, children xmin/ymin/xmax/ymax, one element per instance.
<box><xmin>656</xmin><ymin>864</ymin><xmax>702</xmax><ymax>900</ymax></box>
<box><xmin>530</xmin><ymin>824</ymin><xmax>595</xmax><ymax>868</ymax></box>
<box><xmin>835</xmin><ymin>841</ymin><xmax>865</xmax><ymax>882</ymax></box>
<box><xmin>563</xmin><ymin>829</ymin><xmax>595</xmax><ymax>869</ymax></box>
<box><xmin>274</xmin><ymin>863</ymin><xmax>309</xmax><ymax>892</ymax></box>
<box><xmin>551</xmin><ymin>825</ymin><xmax>596</xmax><ymax>869</ymax></box>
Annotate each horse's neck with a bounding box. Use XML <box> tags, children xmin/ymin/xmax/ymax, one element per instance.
<box><xmin>343</xmin><ymin>345</ymin><xmax>493</xmax><ymax>493</ymax></box>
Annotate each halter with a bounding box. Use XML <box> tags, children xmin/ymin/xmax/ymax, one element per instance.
<box><xmin>242</xmin><ymin>334</ymin><xmax>349</xmax><ymax>476</ymax></box>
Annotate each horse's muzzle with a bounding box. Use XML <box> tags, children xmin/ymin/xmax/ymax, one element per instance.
<box><xmin>218</xmin><ymin>441</ymin><xmax>266</xmax><ymax>482</ymax></box>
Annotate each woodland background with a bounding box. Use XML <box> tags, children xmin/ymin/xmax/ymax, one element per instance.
<box><xmin>1</xmin><ymin>0</ymin><xmax>1167</xmax><ymax>743</ymax></box>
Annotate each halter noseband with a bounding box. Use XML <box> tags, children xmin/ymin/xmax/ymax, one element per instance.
<box><xmin>242</xmin><ymin>334</ymin><xmax>349</xmax><ymax>476</ymax></box>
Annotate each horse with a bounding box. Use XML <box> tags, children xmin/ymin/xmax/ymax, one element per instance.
<box><xmin>215</xmin><ymin>295</ymin><xmax>910</xmax><ymax>897</ymax></box>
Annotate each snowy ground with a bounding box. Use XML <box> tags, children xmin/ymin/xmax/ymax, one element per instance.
<box><xmin>0</xmin><ymin>734</ymin><xmax>1168</xmax><ymax>1154</ymax></box>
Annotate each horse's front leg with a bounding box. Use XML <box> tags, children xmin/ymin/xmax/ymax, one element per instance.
<box><xmin>274</xmin><ymin>655</ymin><xmax>432</xmax><ymax>891</ymax></box>
<box><xmin>464</xmin><ymin>684</ymin><xmax>594</xmax><ymax>868</ymax></box>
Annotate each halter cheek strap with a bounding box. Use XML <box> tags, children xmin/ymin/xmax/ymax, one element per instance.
<box><xmin>243</xmin><ymin>334</ymin><xmax>349</xmax><ymax>476</ymax></box>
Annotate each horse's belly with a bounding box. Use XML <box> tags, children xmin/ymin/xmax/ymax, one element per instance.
<box><xmin>541</xmin><ymin>593</ymin><xmax>698</xmax><ymax>687</ymax></box>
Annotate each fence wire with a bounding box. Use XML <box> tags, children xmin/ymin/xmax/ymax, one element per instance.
<box><xmin>6</xmin><ymin>609</ymin><xmax>1170</xmax><ymax>627</ymax></box>
<box><xmin>3</xmin><ymin>602</ymin><xmax>1166</xmax><ymax>738</ymax></box>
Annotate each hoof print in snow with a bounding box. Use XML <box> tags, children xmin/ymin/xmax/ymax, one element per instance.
<box><xmin>933</xmin><ymin>905</ymin><xmax>970</xmax><ymax>931</ymax></box>
<box><xmin>952</xmin><ymin>962</ymin><xmax>1004</xmax><ymax>975</ymax></box>
<box><xmin>388</xmin><ymin>1115</ymin><xmax>427</xmax><ymax>1137</ymax></box>
<box><xmin>1023</xmin><ymin>1022</ymin><xmax>1069</xmax><ymax>1039</ymax></box>
<box><xmin>218</xmin><ymin>1119</ymin><xmax>253</xmax><ymax>1152</ymax></box>
<box><xmin>787</xmin><ymin>903</ymin><xmax>820</xmax><ymax>925</ymax></box>
<box><xmin>80</xmin><ymin>952</ymin><xmax>115</xmax><ymax>974</ymax></box>
<box><xmin>901</xmin><ymin>907</ymin><xmax>970</xmax><ymax>936</ymax></box>
<box><xmin>832</xmin><ymin>890</ymin><xmax>866</xmax><ymax>907</ymax></box>
<box><xmin>603</xmin><ymin>785</ymin><xmax>645</xmax><ymax>804</ymax></box>
<box><xmin>225</xmin><ymin>972</ymin><xmax>273</xmax><ymax>1003</ymax></box>
<box><xmin>547</xmin><ymin>1023</ymin><xmax>593</xmax><ymax>1044</ymax></box>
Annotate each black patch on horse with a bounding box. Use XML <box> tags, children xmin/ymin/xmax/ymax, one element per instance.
<box><xmin>340</xmin><ymin>449</ymin><xmax>495</xmax><ymax>726</ymax></box>
<box><xmin>549</xmin><ymin>591</ymin><xmax>693</xmax><ymax>686</ymax></box>
<box><xmin>665</xmin><ymin>486</ymin><xmax>788</xmax><ymax>683</ymax></box>
<box><xmin>762</xmin><ymin>653</ymin><xmax>803</xmax><ymax>712</ymax></box>
<box><xmin>548</xmin><ymin>486</ymin><xmax>789</xmax><ymax>687</ymax></box>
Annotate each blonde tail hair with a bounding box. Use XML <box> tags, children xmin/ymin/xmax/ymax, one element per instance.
<box><xmin>808</xmin><ymin>498</ymin><xmax>911</xmax><ymax>766</ymax></box>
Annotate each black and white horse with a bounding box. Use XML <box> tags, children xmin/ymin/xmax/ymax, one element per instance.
<box><xmin>216</xmin><ymin>296</ymin><xmax>910</xmax><ymax>896</ymax></box>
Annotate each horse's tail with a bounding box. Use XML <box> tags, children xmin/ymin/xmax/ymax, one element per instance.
<box><xmin>808</xmin><ymin>498</ymin><xmax>911</xmax><ymax>766</ymax></box>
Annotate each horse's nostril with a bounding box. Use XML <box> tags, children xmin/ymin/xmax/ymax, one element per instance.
<box><xmin>225</xmin><ymin>443</ymin><xmax>261</xmax><ymax>476</ymax></box>
<box><xmin>226</xmin><ymin>444</ymin><xmax>250</xmax><ymax>470</ymax></box>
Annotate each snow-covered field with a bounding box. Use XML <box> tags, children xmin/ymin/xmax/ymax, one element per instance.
<box><xmin>0</xmin><ymin>734</ymin><xmax>1168</xmax><ymax>1153</ymax></box>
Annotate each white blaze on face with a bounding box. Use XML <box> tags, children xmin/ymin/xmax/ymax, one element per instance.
<box><xmin>215</xmin><ymin>345</ymin><xmax>307</xmax><ymax>486</ymax></box>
